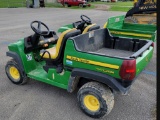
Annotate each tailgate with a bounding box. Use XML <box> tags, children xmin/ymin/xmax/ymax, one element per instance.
<box><xmin>136</xmin><ymin>46</ymin><xmax>153</xmax><ymax>76</ymax></box>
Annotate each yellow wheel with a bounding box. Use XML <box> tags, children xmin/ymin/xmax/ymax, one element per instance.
<box><xmin>83</xmin><ymin>95</ymin><xmax>100</xmax><ymax>111</ymax></box>
<box><xmin>77</xmin><ymin>82</ymin><xmax>114</xmax><ymax>118</ymax></box>
<box><xmin>9</xmin><ymin>66</ymin><xmax>20</xmax><ymax>80</ymax></box>
<box><xmin>5</xmin><ymin>59</ymin><xmax>27</xmax><ymax>84</ymax></box>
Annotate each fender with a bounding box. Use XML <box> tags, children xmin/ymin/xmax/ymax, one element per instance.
<box><xmin>67</xmin><ymin>68</ymin><xmax>130</xmax><ymax>94</ymax></box>
<box><xmin>6</xmin><ymin>51</ymin><xmax>24</xmax><ymax>72</ymax></box>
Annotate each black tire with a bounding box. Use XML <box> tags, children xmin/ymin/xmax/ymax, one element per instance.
<box><xmin>5</xmin><ymin>59</ymin><xmax>28</xmax><ymax>85</ymax></box>
<box><xmin>77</xmin><ymin>82</ymin><xmax>114</xmax><ymax>118</ymax></box>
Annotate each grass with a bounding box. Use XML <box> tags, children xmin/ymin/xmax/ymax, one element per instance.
<box><xmin>91</xmin><ymin>1</ymin><xmax>133</xmax><ymax>6</ymax></box>
<box><xmin>109</xmin><ymin>6</ymin><xmax>131</xmax><ymax>12</ymax></box>
<box><xmin>0</xmin><ymin>0</ymin><xmax>26</xmax><ymax>8</ymax></box>
<box><xmin>90</xmin><ymin>1</ymin><xmax>133</xmax><ymax>12</ymax></box>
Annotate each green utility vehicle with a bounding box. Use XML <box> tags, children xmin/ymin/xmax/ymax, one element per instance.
<box><xmin>57</xmin><ymin>15</ymin><xmax>100</xmax><ymax>34</ymax></box>
<box><xmin>5</xmin><ymin>21</ymin><xmax>154</xmax><ymax>118</ymax></box>
<box><xmin>103</xmin><ymin>0</ymin><xmax>156</xmax><ymax>42</ymax></box>
<box><xmin>103</xmin><ymin>15</ymin><xmax>156</xmax><ymax>41</ymax></box>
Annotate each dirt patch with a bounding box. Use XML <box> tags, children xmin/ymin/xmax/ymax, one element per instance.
<box><xmin>94</xmin><ymin>4</ymin><xmax>110</xmax><ymax>11</ymax></box>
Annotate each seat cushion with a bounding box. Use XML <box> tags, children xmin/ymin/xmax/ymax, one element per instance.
<box><xmin>40</xmin><ymin>28</ymin><xmax>79</xmax><ymax>60</ymax></box>
<box><xmin>40</xmin><ymin>47</ymin><xmax>57</xmax><ymax>59</ymax></box>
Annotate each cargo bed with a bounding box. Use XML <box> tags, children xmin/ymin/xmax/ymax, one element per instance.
<box><xmin>104</xmin><ymin>15</ymin><xmax>156</xmax><ymax>41</ymax></box>
<box><xmin>73</xmin><ymin>28</ymin><xmax>152</xmax><ymax>59</ymax></box>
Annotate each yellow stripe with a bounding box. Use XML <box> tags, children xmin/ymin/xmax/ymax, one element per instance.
<box><xmin>103</xmin><ymin>22</ymin><xmax>108</xmax><ymax>28</ymax></box>
<box><xmin>110</xmin><ymin>31</ymin><xmax>152</xmax><ymax>38</ymax></box>
<box><xmin>66</xmin><ymin>55</ymin><xmax>119</xmax><ymax>69</ymax></box>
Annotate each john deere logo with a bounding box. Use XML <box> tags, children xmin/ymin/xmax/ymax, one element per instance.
<box><xmin>26</xmin><ymin>54</ymin><xmax>32</xmax><ymax>61</ymax></box>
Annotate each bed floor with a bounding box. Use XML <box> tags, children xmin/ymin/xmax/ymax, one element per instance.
<box><xmin>95</xmin><ymin>48</ymin><xmax>134</xmax><ymax>57</ymax></box>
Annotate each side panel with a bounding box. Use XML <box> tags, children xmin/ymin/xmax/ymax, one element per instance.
<box><xmin>7</xmin><ymin>39</ymin><xmax>45</xmax><ymax>74</ymax></box>
<box><xmin>63</xmin><ymin>40</ymin><xmax>123</xmax><ymax>79</ymax></box>
<box><xmin>48</xmin><ymin>69</ymin><xmax>71</xmax><ymax>86</ymax></box>
<box><xmin>27</xmin><ymin>68</ymin><xmax>71</xmax><ymax>89</ymax></box>
<box><xmin>136</xmin><ymin>46</ymin><xmax>154</xmax><ymax>76</ymax></box>
<box><xmin>106</xmin><ymin>15</ymin><xmax>125</xmax><ymax>28</ymax></box>
<box><xmin>105</xmin><ymin>15</ymin><xmax>156</xmax><ymax>41</ymax></box>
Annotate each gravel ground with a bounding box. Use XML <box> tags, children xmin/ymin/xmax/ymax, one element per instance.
<box><xmin>0</xmin><ymin>8</ymin><xmax>156</xmax><ymax>120</ymax></box>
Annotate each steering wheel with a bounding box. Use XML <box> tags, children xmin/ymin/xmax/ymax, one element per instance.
<box><xmin>30</xmin><ymin>21</ymin><xmax>50</xmax><ymax>36</ymax></box>
<box><xmin>80</xmin><ymin>15</ymin><xmax>92</xmax><ymax>24</ymax></box>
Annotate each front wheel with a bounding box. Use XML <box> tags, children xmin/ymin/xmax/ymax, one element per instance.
<box><xmin>5</xmin><ymin>59</ymin><xmax>28</xmax><ymax>85</ymax></box>
<box><xmin>77</xmin><ymin>82</ymin><xmax>114</xmax><ymax>118</ymax></box>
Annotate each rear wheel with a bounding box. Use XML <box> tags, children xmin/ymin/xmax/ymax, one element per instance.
<box><xmin>77</xmin><ymin>82</ymin><xmax>114</xmax><ymax>118</ymax></box>
<box><xmin>5</xmin><ymin>59</ymin><xmax>28</xmax><ymax>85</ymax></box>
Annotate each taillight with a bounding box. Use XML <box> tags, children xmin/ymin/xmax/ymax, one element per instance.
<box><xmin>119</xmin><ymin>59</ymin><xmax>136</xmax><ymax>81</ymax></box>
<box><xmin>151</xmin><ymin>42</ymin><xmax>154</xmax><ymax>47</ymax></box>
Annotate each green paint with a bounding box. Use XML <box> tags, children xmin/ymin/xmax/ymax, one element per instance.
<box><xmin>57</xmin><ymin>24</ymin><xmax>74</xmax><ymax>33</ymax></box>
<box><xmin>64</xmin><ymin>40</ymin><xmax>123</xmax><ymax>79</ymax></box>
<box><xmin>8</xmin><ymin>39</ymin><xmax>45</xmax><ymax>73</ymax></box>
<box><xmin>7</xmin><ymin>30</ymin><xmax>154</xmax><ymax>91</ymax></box>
<box><xmin>8</xmin><ymin>39</ymin><xmax>71</xmax><ymax>89</ymax></box>
<box><xmin>105</xmin><ymin>15</ymin><xmax>156</xmax><ymax>41</ymax></box>
<box><xmin>136</xmin><ymin>46</ymin><xmax>153</xmax><ymax>75</ymax></box>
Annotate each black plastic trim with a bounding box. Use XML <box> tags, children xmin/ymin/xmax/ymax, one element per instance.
<box><xmin>6</xmin><ymin>51</ymin><xmax>24</xmax><ymax>72</ymax></box>
<box><xmin>68</xmin><ymin>68</ymin><xmax>131</xmax><ymax>94</ymax></box>
<box><xmin>130</xmin><ymin>40</ymin><xmax>152</xmax><ymax>58</ymax></box>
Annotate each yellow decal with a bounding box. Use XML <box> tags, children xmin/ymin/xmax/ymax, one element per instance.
<box><xmin>52</xmin><ymin>73</ymin><xmax>54</xmax><ymax>79</ymax></box>
<box><xmin>96</xmin><ymin>68</ymin><xmax>114</xmax><ymax>74</ymax></box>
<box><xmin>139</xmin><ymin>5</ymin><xmax>156</xmax><ymax>10</ymax></box>
<box><xmin>146</xmin><ymin>56</ymin><xmax>149</xmax><ymax>62</ymax></box>
<box><xmin>103</xmin><ymin>22</ymin><xmax>108</xmax><ymax>28</ymax></box>
<box><xmin>110</xmin><ymin>31</ymin><xmax>152</xmax><ymax>38</ymax></box>
<box><xmin>66</xmin><ymin>55</ymin><xmax>119</xmax><ymax>69</ymax></box>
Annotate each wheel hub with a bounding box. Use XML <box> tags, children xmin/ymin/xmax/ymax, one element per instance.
<box><xmin>9</xmin><ymin>66</ymin><xmax>20</xmax><ymax>80</ymax></box>
<box><xmin>84</xmin><ymin>94</ymin><xmax>100</xmax><ymax>111</ymax></box>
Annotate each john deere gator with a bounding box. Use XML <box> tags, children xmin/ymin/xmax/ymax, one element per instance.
<box><xmin>5</xmin><ymin>21</ymin><xmax>154</xmax><ymax>118</ymax></box>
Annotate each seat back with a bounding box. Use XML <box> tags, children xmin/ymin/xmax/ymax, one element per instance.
<box><xmin>82</xmin><ymin>24</ymin><xmax>100</xmax><ymax>34</ymax></box>
<box><xmin>53</xmin><ymin>28</ymin><xmax>81</xmax><ymax>63</ymax></box>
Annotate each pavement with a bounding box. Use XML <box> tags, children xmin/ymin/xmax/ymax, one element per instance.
<box><xmin>0</xmin><ymin>8</ymin><xmax>156</xmax><ymax>120</ymax></box>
